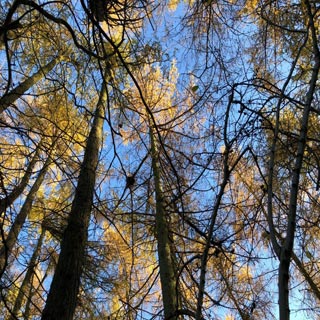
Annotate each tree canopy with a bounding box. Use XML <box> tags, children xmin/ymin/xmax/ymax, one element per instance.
<box><xmin>0</xmin><ymin>0</ymin><xmax>320</xmax><ymax>319</ymax></box>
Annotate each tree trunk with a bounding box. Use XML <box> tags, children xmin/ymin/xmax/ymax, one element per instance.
<box><xmin>291</xmin><ymin>251</ymin><xmax>320</xmax><ymax>301</ymax></box>
<box><xmin>9</xmin><ymin>227</ymin><xmax>45</xmax><ymax>320</ymax></box>
<box><xmin>149</xmin><ymin>125</ymin><xmax>178</xmax><ymax>320</ymax></box>
<box><xmin>278</xmin><ymin>250</ymin><xmax>291</xmax><ymax>320</ymax></box>
<box><xmin>0</xmin><ymin>155</ymin><xmax>51</xmax><ymax>274</ymax></box>
<box><xmin>0</xmin><ymin>56</ymin><xmax>62</xmax><ymax>114</ymax></box>
<box><xmin>277</xmin><ymin>3</ymin><xmax>320</xmax><ymax>318</ymax></box>
<box><xmin>0</xmin><ymin>140</ymin><xmax>43</xmax><ymax>214</ymax></box>
<box><xmin>41</xmin><ymin>80</ymin><xmax>106</xmax><ymax>320</ymax></box>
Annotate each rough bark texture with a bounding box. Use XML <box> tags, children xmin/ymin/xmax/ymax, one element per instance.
<box><xmin>150</xmin><ymin>126</ymin><xmax>178</xmax><ymax>320</ymax></box>
<box><xmin>41</xmin><ymin>82</ymin><xmax>106</xmax><ymax>320</ymax></box>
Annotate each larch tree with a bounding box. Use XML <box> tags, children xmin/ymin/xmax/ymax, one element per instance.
<box><xmin>9</xmin><ymin>225</ymin><xmax>46</xmax><ymax>320</ymax></box>
<box><xmin>237</xmin><ymin>0</ymin><xmax>320</xmax><ymax>318</ymax></box>
<box><xmin>2</xmin><ymin>0</ymin><xmax>320</xmax><ymax>319</ymax></box>
<box><xmin>41</xmin><ymin>75</ymin><xmax>107</xmax><ymax>320</ymax></box>
<box><xmin>119</xmin><ymin>61</ymin><xmax>183</xmax><ymax>318</ymax></box>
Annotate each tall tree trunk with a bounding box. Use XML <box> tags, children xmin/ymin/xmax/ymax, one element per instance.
<box><xmin>149</xmin><ymin>125</ymin><xmax>178</xmax><ymax>320</ymax></box>
<box><xmin>248</xmin><ymin>188</ymin><xmax>320</xmax><ymax>304</ymax></box>
<box><xmin>41</xmin><ymin>80</ymin><xmax>107</xmax><ymax>320</ymax></box>
<box><xmin>195</xmin><ymin>94</ymin><xmax>235</xmax><ymax>320</ymax></box>
<box><xmin>0</xmin><ymin>56</ymin><xmax>62</xmax><ymax>114</ymax></box>
<box><xmin>0</xmin><ymin>140</ymin><xmax>43</xmax><ymax>214</ymax></box>
<box><xmin>277</xmin><ymin>2</ymin><xmax>320</xmax><ymax>319</ymax></box>
<box><xmin>0</xmin><ymin>155</ymin><xmax>51</xmax><ymax>274</ymax></box>
<box><xmin>25</xmin><ymin>257</ymin><xmax>49</xmax><ymax>320</ymax></box>
<box><xmin>9</xmin><ymin>227</ymin><xmax>45</xmax><ymax>320</ymax></box>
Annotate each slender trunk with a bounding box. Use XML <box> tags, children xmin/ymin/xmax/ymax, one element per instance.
<box><xmin>278</xmin><ymin>253</ymin><xmax>291</xmax><ymax>320</ymax></box>
<box><xmin>0</xmin><ymin>153</ymin><xmax>50</xmax><ymax>277</ymax></box>
<box><xmin>149</xmin><ymin>125</ymin><xmax>178</xmax><ymax>320</ymax></box>
<box><xmin>291</xmin><ymin>251</ymin><xmax>320</xmax><ymax>300</ymax></box>
<box><xmin>278</xmin><ymin>2</ymin><xmax>320</xmax><ymax>318</ymax></box>
<box><xmin>0</xmin><ymin>140</ymin><xmax>42</xmax><ymax>214</ymax></box>
<box><xmin>195</xmin><ymin>93</ymin><xmax>235</xmax><ymax>320</ymax></box>
<box><xmin>246</xmin><ymin>184</ymin><xmax>320</xmax><ymax>303</ymax></box>
<box><xmin>9</xmin><ymin>227</ymin><xmax>45</xmax><ymax>320</ymax></box>
<box><xmin>0</xmin><ymin>56</ymin><xmax>62</xmax><ymax>114</ymax></box>
<box><xmin>25</xmin><ymin>261</ymin><xmax>49</xmax><ymax>320</ymax></box>
<box><xmin>41</xmin><ymin>80</ymin><xmax>106</xmax><ymax>320</ymax></box>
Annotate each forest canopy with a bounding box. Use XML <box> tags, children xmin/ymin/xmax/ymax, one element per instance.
<box><xmin>0</xmin><ymin>0</ymin><xmax>320</xmax><ymax>319</ymax></box>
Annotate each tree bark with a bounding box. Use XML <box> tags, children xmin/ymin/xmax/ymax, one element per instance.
<box><xmin>9</xmin><ymin>227</ymin><xmax>45</xmax><ymax>320</ymax></box>
<box><xmin>41</xmin><ymin>79</ymin><xmax>106</xmax><ymax>320</ymax></box>
<box><xmin>0</xmin><ymin>155</ymin><xmax>50</xmax><ymax>274</ymax></box>
<box><xmin>0</xmin><ymin>56</ymin><xmax>62</xmax><ymax>114</ymax></box>
<box><xmin>277</xmin><ymin>2</ymin><xmax>320</xmax><ymax>318</ymax></box>
<box><xmin>149</xmin><ymin>125</ymin><xmax>178</xmax><ymax>320</ymax></box>
<box><xmin>0</xmin><ymin>140</ymin><xmax>42</xmax><ymax>214</ymax></box>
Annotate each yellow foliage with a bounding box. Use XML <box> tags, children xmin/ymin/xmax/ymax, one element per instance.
<box><xmin>120</xmin><ymin>60</ymin><xmax>179</xmax><ymax>144</ymax></box>
<box><xmin>238</xmin><ymin>0</ymin><xmax>260</xmax><ymax>16</ymax></box>
<box><xmin>168</xmin><ymin>0</ymin><xmax>180</xmax><ymax>11</ymax></box>
<box><xmin>237</xmin><ymin>265</ymin><xmax>252</xmax><ymax>282</ymax></box>
<box><xmin>102</xmin><ymin>222</ymin><xmax>159</xmax><ymax>313</ymax></box>
<box><xmin>225</xmin><ymin>314</ymin><xmax>235</xmax><ymax>320</ymax></box>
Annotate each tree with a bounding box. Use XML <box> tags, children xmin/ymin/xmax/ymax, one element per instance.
<box><xmin>0</xmin><ymin>153</ymin><xmax>51</xmax><ymax>276</ymax></box>
<box><xmin>0</xmin><ymin>139</ymin><xmax>42</xmax><ymax>215</ymax></box>
<box><xmin>0</xmin><ymin>55</ymin><xmax>64</xmax><ymax>114</ymax></box>
<box><xmin>1</xmin><ymin>0</ymin><xmax>320</xmax><ymax>319</ymax></box>
<box><xmin>241</xmin><ymin>1</ymin><xmax>320</xmax><ymax>318</ymax></box>
<box><xmin>41</xmin><ymin>76</ymin><xmax>107</xmax><ymax>320</ymax></box>
<box><xmin>9</xmin><ymin>225</ymin><xmax>46</xmax><ymax>320</ymax></box>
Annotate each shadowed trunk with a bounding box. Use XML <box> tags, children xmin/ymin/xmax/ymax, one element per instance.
<box><xmin>276</xmin><ymin>2</ymin><xmax>320</xmax><ymax>318</ymax></box>
<box><xmin>41</xmin><ymin>78</ymin><xmax>107</xmax><ymax>320</ymax></box>
<box><xmin>9</xmin><ymin>227</ymin><xmax>46</xmax><ymax>320</ymax></box>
